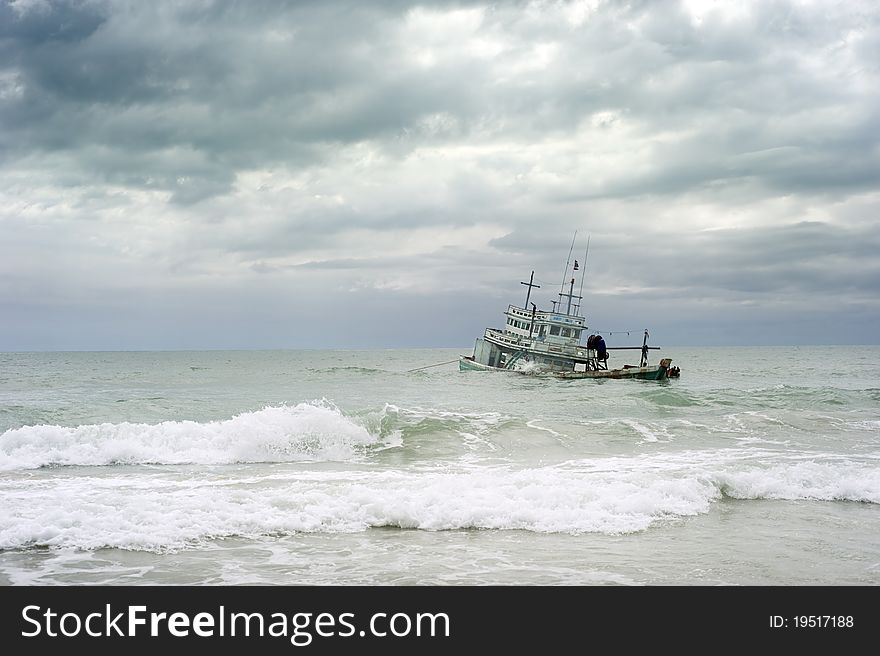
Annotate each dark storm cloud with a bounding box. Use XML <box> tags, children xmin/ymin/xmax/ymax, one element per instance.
<box><xmin>623</xmin><ymin>221</ymin><xmax>880</xmax><ymax>298</ymax></box>
<box><xmin>3</xmin><ymin>0</ymin><xmax>877</xmax><ymax>200</ymax></box>
<box><xmin>0</xmin><ymin>1</ymin><xmax>487</xmax><ymax>187</ymax></box>
<box><xmin>0</xmin><ymin>0</ymin><xmax>104</xmax><ymax>44</ymax></box>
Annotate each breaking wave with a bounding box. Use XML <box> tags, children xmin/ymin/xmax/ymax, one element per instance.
<box><xmin>0</xmin><ymin>401</ymin><xmax>383</xmax><ymax>470</ymax></box>
<box><xmin>1</xmin><ymin>453</ymin><xmax>876</xmax><ymax>551</ymax></box>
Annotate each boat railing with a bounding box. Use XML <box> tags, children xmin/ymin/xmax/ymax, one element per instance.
<box><xmin>484</xmin><ymin>328</ymin><xmax>525</xmax><ymax>348</ymax></box>
<box><xmin>485</xmin><ymin>328</ymin><xmax>599</xmax><ymax>360</ymax></box>
<box><xmin>506</xmin><ymin>305</ymin><xmax>584</xmax><ymax>325</ymax></box>
<box><xmin>506</xmin><ymin>305</ymin><xmax>535</xmax><ymax>319</ymax></box>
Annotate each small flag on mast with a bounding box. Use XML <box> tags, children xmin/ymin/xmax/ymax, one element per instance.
<box><xmin>573</xmin><ymin>260</ymin><xmax>579</xmax><ymax>270</ymax></box>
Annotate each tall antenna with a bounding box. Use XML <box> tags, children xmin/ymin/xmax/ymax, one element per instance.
<box><xmin>576</xmin><ymin>234</ymin><xmax>590</xmax><ymax>313</ymax></box>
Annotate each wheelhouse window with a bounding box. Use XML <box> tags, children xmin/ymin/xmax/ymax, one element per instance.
<box><xmin>550</xmin><ymin>326</ymin><xmax>560</xmax><ymax>336</ymax></box>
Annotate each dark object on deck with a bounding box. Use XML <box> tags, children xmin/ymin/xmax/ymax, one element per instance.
<box><xmin>594</xmin><ymin>335</ymin><xmax>607</xmax><ymax>361</ymax></box>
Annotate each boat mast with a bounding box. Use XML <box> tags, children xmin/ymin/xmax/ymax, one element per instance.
<box><xmin>520</xmin><ymin>271</ymin><xmax>540</xmax><ymax>309</ymax></box>
<box><xmin>559</xmin><ymin>276</ymin><xmax>580</xmax><ymax>316</ymax></box>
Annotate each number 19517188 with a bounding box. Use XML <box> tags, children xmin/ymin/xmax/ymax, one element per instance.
<box><xmin>793</xmin><ymin>616</ymin><xmax>853</xmax><ymax>628</ymax></box>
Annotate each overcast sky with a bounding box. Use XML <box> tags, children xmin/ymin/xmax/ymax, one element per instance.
<box><xmin>2</xmin><ymin>0</ymin><xmax>878</xmax><ymax>350</ymax></box>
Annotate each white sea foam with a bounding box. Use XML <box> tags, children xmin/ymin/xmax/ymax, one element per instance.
<box><xmin>386</xmin><ymin>405</ymin><xmax>509</xmax><ymax>430</ymax></box>
<box><xmin>525</xmin><ymin>420</ymin><xmax>566</xmax><ymax>437</ymax></box>
<box><xmin>845</xmin><ymin>419</ymin><xmax>880</xmax><ymax>432</ymax></box>
<box><xmin>621</xmin><ymin>419</ymin><xmax>669</xmax><ymax>443</ymax></box>
<box><xmin>2</xmin><ymin>452</ymin><xmax>876</xmax><ymax>551</ymax></box>
<box><xmin>0</xmin><ymin>465</ymin><xmax>713</xmax><ymax>550</ymax></box>
<box><xmin>379</xmin><ymin>404</ymin><xmax>508</xmax><ymax>449</ymax></box>
<box><xmin>715</xmin><ymin>460</ymin><xmax>880</xmax><ymax>503</ymax></box>
<box><xmin>0</xmin><ymin>401</ymin><xmax>379</xmax><ymax>470</ymax></box>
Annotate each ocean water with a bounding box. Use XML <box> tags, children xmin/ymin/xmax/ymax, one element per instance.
<box><xmin>0</xmin><ymin>346</ymin><xmax>878</xmax><ymax>585</ymax></box>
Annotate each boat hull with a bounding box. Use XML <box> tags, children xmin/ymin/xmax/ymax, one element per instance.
<box><xmin>555</xmin><ymin>359</ymin><xmax>671</xmax><ymax>380</ymax></box>
<box><xmin>459</xmin><ymin>356</ymin><xmax>496</xmax><ymax>371</ymax></box>
<box><xmin>460</xmin><ymin>356</ymin><xmax>673</xmax><ymax>380</ymax></box>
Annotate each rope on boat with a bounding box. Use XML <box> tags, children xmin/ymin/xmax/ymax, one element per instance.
<box><xmin>405</xmin><ymin>358</ymin><xmax>461</xmax><ymax>372</ymax></box>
